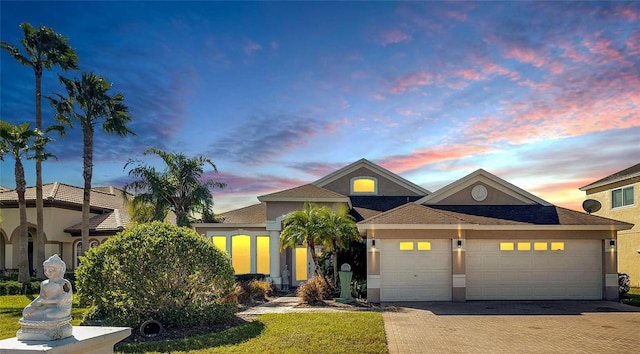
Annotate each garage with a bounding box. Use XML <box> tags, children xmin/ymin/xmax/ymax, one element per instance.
<box><xmin>380</xmin><ymin>239</ymin><xmax>451</xmax><ymax>301</ymax></box>
<box><xmin>466</xmin><ymin>239</ymin><xmax>602</xmax><ymax>300</ymax></box>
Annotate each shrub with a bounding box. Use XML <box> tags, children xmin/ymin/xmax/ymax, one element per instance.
<box><xmin>0</xmin><ymin>280</ymin><xmax>41</xmax><ymax>295</ymax></box>
<box><xmin>235</xmin><ymin>273</ymin><xmax>266</xmax><ymax>282</ymax></box>
<box><xmin>76</xmin><ymin>221</ymin><xmax>236</xmax><ymax>329</ymax></box>
<box><xmin>233</xmin><ymin>279</ymin><xmax>273</xmax><ymax>303</ymax></box>
<box><xmin>619</xmin><ymin>273</ymin><xmax>631</xmax><ymax>297</ymax></box>
<box><xmin>297</xmin><ymin>275</ymin><xmax>330</xmax><ymax>304</ymax></box>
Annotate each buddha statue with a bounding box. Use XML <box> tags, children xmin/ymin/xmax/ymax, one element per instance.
<box><xmin>17</xmin><ymin>254</ymin><xmax>73</xmax><ymax>340</ymax></box>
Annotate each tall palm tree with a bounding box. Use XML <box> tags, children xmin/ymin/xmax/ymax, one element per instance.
<box><xmin>0</xmin><ymin>120</ymin><xmax>61</xmax><ymax>284</ymax></box>
<box><xmin>280</xmin><ymin>203</ymin><xmax>334</xmax><ymax>288</ymax></box>
<box><xmin>123</xmin><ymin>148</ymin><xmax>226</xmax><ymax>227</ymax></box>
<box><xmin>321</xmin><ymin>206</ymin><xmax>360</xmax><ymax>287</ymax></box>
<box><xmin>48</xmin><ymin>72</ymin><xmax>133</xmax><ymax>255</ymax></box>
<box><xmin>1</xmin><ymin>22</ymin><xmax>78</xmax><ymax>278</ymax></box>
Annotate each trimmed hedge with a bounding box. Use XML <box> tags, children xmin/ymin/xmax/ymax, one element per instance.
<box><xmin>0</xmin><ymin>280</ymin><xmax>41</xmax><ymax>295</ymax></box>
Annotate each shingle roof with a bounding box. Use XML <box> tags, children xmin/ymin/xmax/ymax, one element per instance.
<box><xmin>350</xmin><ymin>195</ymin><xmax>423</xmax><ymax>212</ymax></box>
<box><xmin>580</xmin><ymin>162</ymin><xmax>640</xmax><ymax>190</ymax></box>
<box><xmin>258</xmin><ymin>184</ymin><xmax>348</xmax><ymax>200</ymax></box>
<box><xmin>215</xmin><ymin>203</ymin><xmax>266</xmax><ymax>224</ymax></box>
<box><xmin>360</xmin><ymin>203</ymin><xmax>633</xmax><ymax>228</ymax></box>
<box><xmin>350</xmin><ymin>207</ymin><xmax>382</xmax><ymax>222</ymax></box>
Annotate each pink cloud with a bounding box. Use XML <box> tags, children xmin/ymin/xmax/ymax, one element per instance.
<box><xmin>244</xmin><ymin>41</ymin><xmax>262</xmax><ymax>55</ymax></box>
<box><xmin>615</xmin><ymin>7</ymin><xmax>640</xmax><ymax>21</ymax></box>
<box><xmin>626</xmin><ymin>30</ymin><xmax>640</xmax><ymax>57</ymax></box>
<box><xmin>446</xmin><ymin>10</ymin><xmax>467</xmax><ymax>21</ymax></box>
<box><xmin>582</xmin><ymin>38</ymin><xmax>626</xmax><ymax>63</ymax></box>
<box><xmin>455</xmin><ymin>69</ymin><xmax>485</xmax><ymax>81</ymax></box>
<box><xmin>504</xmin><ymin>47</ymin><xmax>546</xmax><ymax>67</ymax></box>
<box><xmin>390</xmin><ymin>71</ymin><xmax>433</xmax><ymax>94</ymax></box>
<box><xmin>379</xmin><ymin>29</ymin><xmax>412</xmax><ymax>46</ymax></box>
<box><xmin>378</xmin><ymin>143</ymin><xmax>494</xmax><ymax>174</ymax></box>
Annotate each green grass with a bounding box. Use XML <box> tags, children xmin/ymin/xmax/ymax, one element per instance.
<box><xmin>1</xmin><ymin>295</ymin><xmax>387</xmax><ymax>353</ymax></box>
<box><xmin>0</xmin><ymin>295</ymin><xmax>88</xmax><ymax>340</ymax></box>
<box><xmin>115</xmin><ymin>312</ymin><xmax>387</xmax><ymax>354</ymax></box>
<box><xmin>622</xmin><ymin>287</ymin><xmax>640</xmax><ymax>307</ymax></box>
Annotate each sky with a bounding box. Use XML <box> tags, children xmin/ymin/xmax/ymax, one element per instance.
<box><xmin>1</xmin><ymin>1</ymin><xmax>639</xmax><ymax>213</ymax></box>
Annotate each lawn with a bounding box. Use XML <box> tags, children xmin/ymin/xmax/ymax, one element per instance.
<box><xmin>1</xmin><ymin>296</ymin><xmax>387</xmax><ymax>353</ymax></box>
<box><xmin>621</xmin><ymin>287</ymin><xmax>640</xmax><ymax>307</ymax></box>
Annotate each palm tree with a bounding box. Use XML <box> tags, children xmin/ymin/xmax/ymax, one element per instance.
<box><xmin>1</xmin><ymin>22</ymin><xmax>78</xmax><ymax>278</ymax></box>
<box><xmin>48</xmin><ymin>72</ymin><xmax>133</xmax><ymax>255</ymax></box>
<box><xmin>123</xmin><ymin>148</ymin><xmax>226</xmax><ymax>227</ymax></box>
<box><xmin>0</xmin><ymin>120</ymin><xmax>61</xmax><ymax>284</ymax></box>
<box><xmin>280</xmin><ymin>203</ymin><xmax>334</xmax><ymax>288</ymax></box>
<box><xmin>321</xmin><ymin>206</ymin><xmax>360</xmax><ymax>287</ymax></box>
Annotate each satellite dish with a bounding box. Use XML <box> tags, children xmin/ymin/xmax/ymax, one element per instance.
<box><xmin>582</xmin><ymin>199</ymin><xmax>601</xmax><ymax>214</ymax></box>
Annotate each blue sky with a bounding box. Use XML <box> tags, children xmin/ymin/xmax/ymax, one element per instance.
<box><xmin>1</xmin><ymin>1</ymin><xmax>639</xmax><ymax>213</ymax></box>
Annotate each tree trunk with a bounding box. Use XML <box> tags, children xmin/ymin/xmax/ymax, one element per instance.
<box><xmin>308</xmin><ymin>239</ymin><xmax>333</xmax><ymax>290</ymax></box>
<box><xmin>332</xmin><ymin>249</ymin><xmax>339</xmax><ymax>288</ymax></box>
<box><xmin>15</xmin><ymin>158</ymin><xmax>30</xmax><ymax>284</ymax></box>
<box><xmin>81</xmin><ymin>124</ymin><xmax>94</xmax><ymax>256</ymax></box>
<box><xmin>35</xmin><ymin>68</ymin><xmax>45</xmax><ymax>279</ymax></box>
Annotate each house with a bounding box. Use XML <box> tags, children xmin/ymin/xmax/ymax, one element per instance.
<box><xmin>193</xmin><ymin>159</ymin><xmax>631</xmax><ymax>302</ymax></box>
<box><xmin>0</xmin><ymin>182</ymin><xmax>131</xmax><ymax>272</ymax></box>
<box><xmin>580</xmin><ymin>162</ymin><xmax>640</xmax><ymax>287</ymax></box>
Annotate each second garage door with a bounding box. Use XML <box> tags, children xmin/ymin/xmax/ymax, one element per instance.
<box><xmin>466</xmin><ymin>239</ymin><xmax>602</xmax><ymax>300</ymax></box>
<box><xmin>380</xmin><ymin>239</ymin><xmax>451</xmax><ymax>301</ymax></box>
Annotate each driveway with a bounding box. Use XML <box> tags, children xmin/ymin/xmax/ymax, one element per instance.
<box><xmin>382</xmin><ymin>301</ymin><xmax>640</xmax><ymax>353</ymax></box>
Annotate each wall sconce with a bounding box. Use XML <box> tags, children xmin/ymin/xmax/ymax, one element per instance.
<box><xmin>610</xmin><ymin>239</ymin><xmax>616</xmax><ymax>250</ymax></box>
<box><xmin>372</xmin><ymin>239</ymin><xmax>376</xmax><ymax>249</ymax></box>
<box><xmin>457</xmin><ymin>239</ymin><xmax>462</xmax><ymax>249</ymax></box>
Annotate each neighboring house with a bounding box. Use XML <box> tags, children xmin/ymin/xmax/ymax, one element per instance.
<box><xmin>193</xmin><ymin>159</ymin><xmax>631</xmax><ymax>302</ymax></box>
<box><xmin>580</xmin><ymin>162</ymin><xmax>640</xmax><ymax>287</ymax></box>
<box><xmin>0</xmin><ymin>182</ymin><xmax>131</xmax><ymax>272</ymax></box>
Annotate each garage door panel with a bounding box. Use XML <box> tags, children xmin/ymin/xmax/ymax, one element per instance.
<box><xmin>380</xmin><ymin>239</ymin><xmax>451</xmax><ymax>301</ymax></box>
<box><xmin>467</xmin><ymin>240</ymin><xmax>602</xmax><ymax>300</ymax></box>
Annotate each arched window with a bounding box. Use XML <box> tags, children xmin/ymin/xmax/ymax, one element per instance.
<box><xmin>350</xmin><ymin>176</ymin><xmax>378</xmax><ymax>195</ymax></box>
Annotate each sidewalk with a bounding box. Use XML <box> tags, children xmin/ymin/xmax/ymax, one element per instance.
<box><xmin>236</xmin><ymin>294</ymin><xmax>374</xmax><ymax>320</ymax></box>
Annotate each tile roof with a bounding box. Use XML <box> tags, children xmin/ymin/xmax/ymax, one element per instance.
<box><xmin>360</xmin><ymin>203</ymin><xmax>632</xmax><ymax>227</ymax></box>
<box><xmin>215</xmin><ymin>203</ymin><xmax>266</xmax><ymax>224</ymax></box>
<box><xmin>0</xmin><ymin>182</ymin><xmax>128</xmax><ymax>211</ymax></box>
<box><xmin>258</xmin><ymin>184</ymin><xmax>348</xmax><ymax>200</ymax></box>
<box><xmin>64</xmin><ymin>209</ymin><xmax>130</xmax><ymax>235</ymax></box>
<box><xmin>580</xmin><ymin>162</ymin><xmax>640</xmax><ymax>190</ymax></box>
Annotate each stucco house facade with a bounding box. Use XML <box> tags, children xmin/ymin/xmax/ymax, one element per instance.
<box><xmin>193</xmin><ymin>159</ymin><xmax>631</xmax><ymax>302</ymax></box>
<box><xmin>0</xmin><ymin>183</ymin><xmax>130</xmax><ymax>273</ymax></box>
<box><xmin>580</xmin><ymin>162</ymin><xmax>640</xmax><ymax>287</ymax></box>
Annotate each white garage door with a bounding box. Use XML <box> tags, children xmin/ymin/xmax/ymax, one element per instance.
<box><xmin>380</xmin><ymin>239</ymin><xmax>451</xmax><ymax>301</ymax></box>
<box><xmin>466</xmin><ymin>240</ymin><xmax>602</xmax><ymax>300</ymax></box>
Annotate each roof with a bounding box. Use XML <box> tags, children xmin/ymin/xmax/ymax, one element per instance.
<box><xmin>64</xmin><ymin>209</ymin><xmax>130</xmax><ymax>236</ymax></box>
<box><xmin>312</xmin><ymin>158</ymin><xmax>431</xmax><ymax>195</ymax></box>
<box><xmin>579</xmin><ymin>162</ymin><xmax>640</xmax><ymax>191</ymax></box>
<box><xmin>258</xmin><ymin>184</ymin><xmax>350</xmax><ymax>203</ymax></box>
<box><xmin>358</xmin><ymin>203</ymin><xmax>633</xmax><ymax>230</ymax></box>
<box><xmin>215</xmin><ymin>203</ymin><xmax>266</xmax><ymax>224</ymax></box>
<box><xmin>0</xmin><ymin>182</ymin><xmax>128</xmax><ymax>211</ymax></box>
<box><xmin>350</xmin><ymin>195</ymin><xmax>423</xmax><ymax>212</ymax></box>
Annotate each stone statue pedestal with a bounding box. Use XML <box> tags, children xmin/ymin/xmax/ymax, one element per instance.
<box><xmin>335</xmin><ymin>263</ymin><xmax>355</xmax><ymax>304</ymax></box>
<box><xmin>16</xmin><ymin>317</ymin><xmax>73</xmax><ymax>341</ymax></box>
<box><xmin>0</xmin><ymin>326</ymin><xmax>131</xmax><ymax>354</ymax></box>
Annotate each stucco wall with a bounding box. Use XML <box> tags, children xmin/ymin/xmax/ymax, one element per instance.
<box><xmin>321</xmin><ymin>167</ymin><xmax>422</xmax><ymax>196</ymax></box>
<box><xmin>585</xmin><ymin>180</ymin><xmax>640</xmax><ymax>286</ymax></box>
<box><xmin>436</xmin><ymin>182</ymin><xmax>530</xmax><ymax>205</ymax></box>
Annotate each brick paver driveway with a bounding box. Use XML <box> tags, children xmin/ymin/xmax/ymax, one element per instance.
<box><xmin>382</xmin><ymin>301</ymin><xmax>640</xmax><ymax>354</ymax></box>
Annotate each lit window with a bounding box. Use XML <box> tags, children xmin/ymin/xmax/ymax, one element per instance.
<box><xmin>212</xmin><ymin>236</ymin><xmax>227</xmax><ymax>253</ymax></box>
<box><xmin>551</xmin><ymin>242</ymin><xmax>565</xmax><ymax>251</ymax></box>
<box><xmin>351</xmin><ymin>177</ymin><xmax>377</xmax><ymax>194</ymax></box>
<box><xmin>517</xmin><ymin>242</ymin><xmax>531</xmax><ymax>251</ymax></box>
<box><xmin>256</xmin><ymin>236</ymin><xmax>270</xmax><ymax>275</ymax></box>
<box><xmin>612</xmin><ymin>186</ymin><xmax>634</xmax><ymax>208</ymax></box>
<box><xmin>399</xmin><ymin>242</ymin><xmax>414</xmax><ymax>251</ymax></box>
<box><xmin>534</xmin><ymin>242</ymin><xmax>548</xmax><ymax>251</ymax></box>
<box><xmin>500</xmin><ymin>242</ymin><xmax>514</xmax><ymax>251</ymax></box>
<box><xmin>295</xmin><ymin>247</ymin><xmax>308</xmax><ymax>281</ymax></box>
<box><xmin>417</xmin><ymin>242</ymin><xmax>431</xmax><ymax>251</ymax></box>
<box><xmin>232</xmin><ymin>235</ymin><xmax>251</xmax><ymax>274</ymax></box>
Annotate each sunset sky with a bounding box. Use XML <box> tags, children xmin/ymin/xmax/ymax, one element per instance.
<box><xmin>1</xmin><ymin>1</ymin><xmax>639</xmax><ymax>213</ymax></box>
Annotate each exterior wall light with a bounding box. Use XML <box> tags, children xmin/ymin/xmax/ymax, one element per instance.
<box><xmin>372</xmin><ymin>239</ymin><xmax>376</xmax><ymax>249</ymax></box>
<box><xmin>457</xmin><ymin>239</ymin><xmax>462</xmax><ymax>249</ymax></box>
<box><xmin>610</xmin><ymin>239</ymin><xmax>616</xmax><ymax>249</ymax></box>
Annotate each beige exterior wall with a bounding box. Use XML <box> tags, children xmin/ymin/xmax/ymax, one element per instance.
<box><xmin>321</xmin><ymin>167</ymin><xmax>422</xmax><ymax>196</ymax></box>
<box><xmin>585</xmin><ymin>179</ymin><xmax>640</xmax><ymax>286</ymax></box>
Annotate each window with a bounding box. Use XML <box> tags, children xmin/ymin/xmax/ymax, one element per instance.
<box><xmin>500</xmin><ymin>242</ymin><xmax>514</xmax><ymax>251</ymax></box>
<box><xmin>417</xmin><ymin>242</ymin><xmax>431</xmax><ymax>251</ymax></box>
<box><xmin>256</xmin><ymin>236</ymin><xmax>270</xmax><ymax>275</ymax></box>
<box><xmin>517</xmin><ymin>242</ymin><xmax>531</xmax><ymax>251</ymax></box>
<box><xmin>232</xmin><ymin>235</ymin><xmax>251</xmax><ymax>274</ymax></box>
<box><xmin>399</xmin><ymin>242</ymin><xmax>414</xmax><ymax>251</ymax></box>
<box><xmin>534</xmin><ymin>242</ymin><xmax>548</xmax><ymax>251</ymax></box>
<box><xmin>550</xmin><ymin>242</ymin><xmax>565</xmax><ymax>251</ymax></box>
<box><xmin>212</xmin><ymin>236</ymin><xmax>227</xmax><ymax>253</ymax></box>
<box><xmin>612</xmin><ymin>186</ymin><xmax>634</xmax><ymax>208</ymax></box>
<box><xmin>351</xmin><ymin>177</ymin><xmax>377</xmax><ymax>194</ymax></box>
<box><xmin>295</xmin><ymin>247</ymin><xmax>308</xmax><ymax>281</ymax></box>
